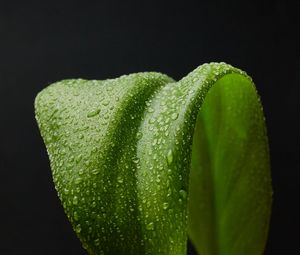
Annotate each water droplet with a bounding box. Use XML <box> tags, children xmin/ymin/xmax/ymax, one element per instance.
<box><xmin>163</xmin><ymin>202</ymin><xmax>169</xmax><ymax>210</ymax></box>
<box><xmin>171</xmin><ymin>112</ymin><xmax>179</xmax><ymax>120</ymax></box>
<box><xmin>146</xmin><ymin>222</ymin><xmax>154</xmax><ymax>230</ymax></box>
<box><xmin>94</xmin><ymin>238</ymin><xmax>100</xmax><ymax>246</ymax></box>
<box><xmin>73</xmin><ymin>196</ymin><xmax>78</xmax><ymax>205</ymax></box>
<box><xmin>147</xmin><ymin>107</ymin><xmax>154</xmax><ymax>113</ymax></box>
<box><xmin>152</xmin><ymin>139</ymin><xmax>157</xmax><ymax>146</ymax></box>
<box><xmin>167</xmin><ymin>149</ymin><xmax>173</xmax><ymax>165</ymax></box>
<box><xmin>75</xmin><ymin>154</ymin><xmax>82</xmax><ymax>163</ymax></box>
<box><xmin>102</xmin><ymin>100</ymin><xmax>109</xmax><ymax>106</ymax></box>
<box><xmin>106</xmin><ymin>85</ymin><xmax>113</xmax><ymax>92</ymax></box>
<box><xmin>75</xmin><ymin>224</ymin><xmax>81</xmax><ymax>233</ymax></box>
<box><xmin>136</xmin><ymin>131</ymin><xmax>143</xmax><ymax>140</ymax></box>
<box><xmin>179</xmin><ymin>189</ymin><xmax>187</xmax><ymax>200</ymax></box>
<box><xmin>133</xmin><ymin>158</ymin><xmax>140</xmax><ymax>164</ymax></box>
<box><xmin>149</xmin><ymin>118</ymin><xmax>155</xmax><ymax>124</ymax></box>
<box><xmin>87</xmin><ymin>108</ymin><xmax>100</xmax><ymax>118</ymax></box>
<box><xmin>91</xmin><ymin>169</ymin><xmax>99</xmax><ymax>175</ymax></box>
<box><xmin>74</xmin><ymin>178</ymin><xmax>82</xmax><ymax>185</ymax></box>
<box><xmin>74</xmin><ymin>211</ymin><xmax>79</xmax><ymax>221</ymax></box>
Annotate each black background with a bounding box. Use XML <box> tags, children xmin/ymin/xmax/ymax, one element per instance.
<box><xmin>0</xmin><ymin>0</ymin><xmax>299</xmax><ymax>254</ymax></box>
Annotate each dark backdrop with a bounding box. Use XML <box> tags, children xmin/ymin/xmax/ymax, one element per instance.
<box><xmin>0</xmin><ymin>0</ymin><xmax>299</xmax><ymax>254</ymax></box>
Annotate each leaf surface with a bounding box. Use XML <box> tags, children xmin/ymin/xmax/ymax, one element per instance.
<box><xmin>35</xmin><ymin>63</ymin><xmax>272</xmax><ymax>255</ymax></box>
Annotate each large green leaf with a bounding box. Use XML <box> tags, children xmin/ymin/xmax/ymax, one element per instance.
<box><xmin>35</xmin><ymin>62</ymin><xmax>272</xmax><ymax>255</ymax></box>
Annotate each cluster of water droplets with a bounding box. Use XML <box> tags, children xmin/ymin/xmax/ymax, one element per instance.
<box><xmin>35</xmin><ymin>62</ymin><xmax>250</xmax><ymax>254</ymax></box>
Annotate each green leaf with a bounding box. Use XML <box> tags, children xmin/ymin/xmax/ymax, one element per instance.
<box><xmin>35</xmin><ymin>63</ymin><xmax>272</xmax><ymax>255</ymax></box>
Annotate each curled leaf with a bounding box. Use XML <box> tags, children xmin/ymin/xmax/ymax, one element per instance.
<box><xmin>35</xmin><ymin>63</ymin><xmax>272</xmax><ymax>255</ymax></box>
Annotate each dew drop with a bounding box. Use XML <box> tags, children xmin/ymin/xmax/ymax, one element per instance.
<box><xmin>102</xmin><ymin>100</ymin><xmax>109</xmax><ymax>106</ymax></box>
<box><xmin>163</xmin><ymin>202</ymin><xmax>169</xmax><ymax>210</ymax></box>
<box><xmin>87</xmin><ymin>109</ymin><xmax>100</xmax><ymax>118</ymax></box>
<box><xmin>133</xmin><ymin>158</ymin><xmax>140</xmax><ymax>164</ymax></box>
<box><xmin>136</xmin><ymin>131</ymin><xmax>143</xmax><ymax>140</ymax></box>
<box><xmin>74</xmin><ymin>178</ymin><xmax>82</xmax><ymax>185</ymax></box>
<box><xmin>171</xmin><ymin>112</ymin><xmax>179</xmax><ymax>120</ymax></box>
<box><xmin>91</xmin><ymin>169</ymin><xmax>99</xmax><ymax>175</ymax></box>
<box><xmin>147</xmin><ymin>107</ymin><xmax>154</xmax><ymax>113</ymax></box>
<box><xmin>167</xmin><ymin>149</ymin><xmax>173</xmax><ymax>165</ymax></box>
<box><xmin>106</xmin><ymin>85</ymin><xmax>113</xmax><ymax>92</ymax></box>
<box><xmin>117</xmin><ymin>176</ymin><xmax>123</xmax><ymax>184</ymax></box>
<box><xmin>146</xmin><ymin>222</ymin><xmax>154</xmax><ymax>230</ymax></box>
<box><xmin>167</xmin><ymin>188</ymin><xmax>172</xmax><ymax>197</ymax></box>
<box><xmin>74</xmin><ymin>211</ymin><xmax>79</xmax><ymax>221</ymax></box>
<box><xmin>73</xmin><ymin>196</ymin><xmax>78</xmax><ymax>205</ymax></box>
<box><xmin>94</xmin><ymin>238</ymin><xmax>100</xmax><ymax>246</ymax></box>
<box><xmin>75</xmin><ymin>224</ymin><xmax>81</xmax><ymax>233</ymax></box>
<box><xmin>179</xmin><ymin>189</ymin><xmax>187</xmax><ymax>200</ymax></box>
<box><xmin>149</xmin><ymin>118</ymin><xmax>155</xmax><ymax>124</ymax></box>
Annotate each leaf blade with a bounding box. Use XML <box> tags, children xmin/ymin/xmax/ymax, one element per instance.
<box><xmin>188</xmin><ymin>73</ymin><xmax>272</xmax><ymax>255</ymax></box>
<box><xmin>35</xmin><ymin>63</ymin><xmax>272</xmax><ymax>255</ymax></box>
